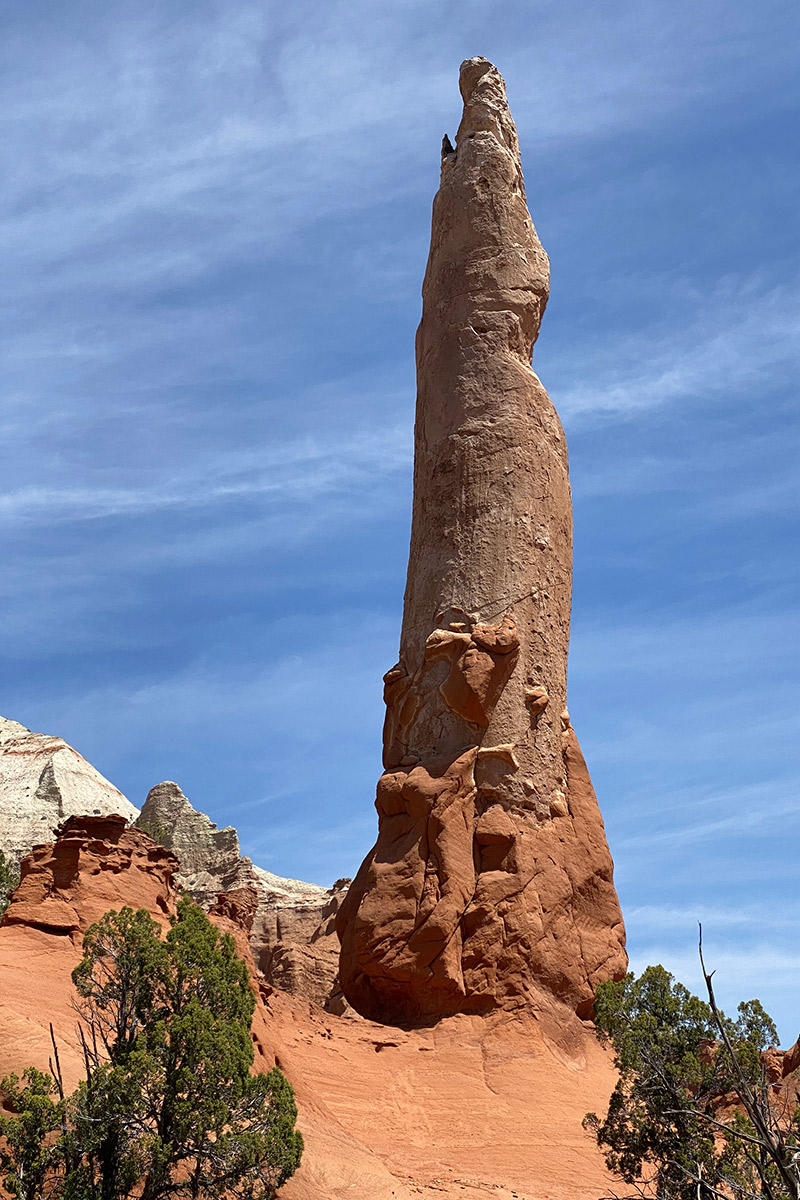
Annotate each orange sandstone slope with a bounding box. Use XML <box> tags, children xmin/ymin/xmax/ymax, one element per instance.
<box><xmin>0</xmin><ymin>816</ymin><xmax>620</xmax><ymax>1200</ymax></box>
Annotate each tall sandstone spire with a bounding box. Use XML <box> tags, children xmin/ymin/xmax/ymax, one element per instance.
<box><xmin>337</xmin><ymin>58</ymin><xmax>626</xmax><ymax>1025</ymax></box>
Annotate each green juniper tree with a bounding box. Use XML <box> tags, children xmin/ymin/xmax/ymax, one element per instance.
<box><xmin>0</xmin><ymin>1067</ymin><xmax>64</xmax><ymax>1199</ymax></box>
<box><xmin>0</xmin><ymin>899</ymin><xmax>303</xmax><ymax>1199</ymax></box>
<box><xmin>585</xmin><ymin>956</ymin><xmax>800</xmax><ymax>1200</ymax></box>
<box><xmin>0</xmin><ymin>851</ymin><xmax>19</xmax><ymax>918</ymax></box>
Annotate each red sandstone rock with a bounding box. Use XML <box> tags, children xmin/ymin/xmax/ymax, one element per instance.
<box><xmin>0</xmin><ymin>816</ymin><xmax>177</xmax><ymax>1095</ymax></box>
<box><xmin>0</xmin><ymin>812</ymin><xmax>623</xmax><ymax>1199</ymax></box>
<box><xmin>3</xmin><ymin>814</ymin><xmax>177</xmax><ymax>937</ymax></box>
<box><xmin>209</xmin><ymin>884</ymin><xmax>260</xmax><ymax>934</ymax></box>
<box><xmin>337</xmin><ymin>57</ymin><xmax>626</xmax><ymax>1026</ymax></box>
<box><xmin>770</xmin><ymin>1038</ymin><xmax>800</xmax><ymax>1118</ymax></box>
<box><xmin>782</xmin><ymin>1037</ymin><xmax>800</xmax><ymax>1078</ymax></box>
<box><xmin>762</xmin><ymin>1045</ymin><xmax>785</xmax><ymax>1083</ymax></box>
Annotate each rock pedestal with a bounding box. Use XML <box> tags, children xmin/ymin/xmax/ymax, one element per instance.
<box><xmin>337</xmin><ymin>58</ymin><xmax>627</xmax><ymax>1025</ymax></box>
<box><xmin>0</xmin><ymin>817</ymin><xmax>630</xmax><ymax>1199</ymax></box>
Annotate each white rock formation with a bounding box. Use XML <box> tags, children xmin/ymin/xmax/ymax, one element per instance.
<box><xmin>139</xmin><ymin>780</ymin><xmax>348</xmax><ymax>1008</ymax></box>
<box><xmin>137</xmin><ymin>780</ymin><xmax>253</xmax><ymax>907</ymax></box>
<box><xmin>0</xmin><ymin>716</ymin><xmax>138</xmax><ymax>868</ymax></box>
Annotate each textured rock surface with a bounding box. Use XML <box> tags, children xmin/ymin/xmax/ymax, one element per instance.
<box><xmin>253</xmin><ymin>874</ymin><xmax>349</xmax><ymax>1012</ymax></box>
<box><xmin>139</xmin><ymin>780</ymin><xmax>346</xmax><ymax>1008</ymax></box>
<box><xmin>337</xmin><ymin>58</ymin><xmax>627</xmax><ymax>1025</ymax></box>
<box><xmin>0</xmin><ymin>820</ymin><xmax>626</xmax><ymax>1199</ymax></box>
<box><xmin>2</xmin><ymin>814</ymin><xmax>177</xmax><ymax>938</ymax></box>
<box><xmin>138</xmin><ymin>781</ymin><xmax>254</xmax><ymax>906</ymax></box>
<box><xmin>0</xmin><ymin>716</ymin><xmax>138</xmax><ymax>868</ymax></box>
<box><xmin>763</xmin><ymin>1039</ymin><xmax>800</xmax><ymax>1097</ymax></box>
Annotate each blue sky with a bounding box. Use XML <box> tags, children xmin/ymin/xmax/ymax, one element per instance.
<box><xmin>1</xmin><ymin>0</ymin><xmax>798</xmax><ymax>1039</ymax></box>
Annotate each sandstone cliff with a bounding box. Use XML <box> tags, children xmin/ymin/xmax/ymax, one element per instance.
<box><xmin>139</xmin><ymin>779</ymin><xmax>347</xmax><ymax>1009</ymax></box>
<box><xmin>0</xmin><ymin>723</ymin><xmax>346</xmax><ymax>1009</ymax></box>
<box><xmin>137</xmin><ymin>780</ymin><xmax>255</xmax><ymax>905</ymax></box>
<box><xmin>337</xmin><ymin>58</ymin><xmax>627</xmax><ymax>1025</ymax></box>
<box><xmin>0</xmin><ymin>715</ymin><xmax>138</xmax><ymax>868</ymax></box>
<box><xmin>0</xmin><ymin>818</ymin><xmax>627</xmax><ymax>1199</ymax></box>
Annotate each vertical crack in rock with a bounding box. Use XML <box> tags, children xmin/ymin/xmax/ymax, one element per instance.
<box><xmin>337</xmin><ymin>58</ymin><xmax>627</xmax><ymax>1026</ymax></box>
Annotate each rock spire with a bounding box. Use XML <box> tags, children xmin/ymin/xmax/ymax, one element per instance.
<box><xmin>337</xmin><ymin>58</ymin><xmax>627</xmax><ymax>1025</ymax></box>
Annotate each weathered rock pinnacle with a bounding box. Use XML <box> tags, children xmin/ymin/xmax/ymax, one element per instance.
<box><xmin>337</xmin><ymin>58</ymin><xmax>627</xmax><ymax>1025</ymax></box>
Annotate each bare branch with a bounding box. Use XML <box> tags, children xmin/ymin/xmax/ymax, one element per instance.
<box><xmin>698</xmin><ymin>924</ymin><xmax>800</xmax><ymax>1200</ymax></box>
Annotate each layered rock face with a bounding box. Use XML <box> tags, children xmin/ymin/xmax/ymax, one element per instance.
<box><xmin>254</xmin><ymin>878</ymin><xmax>349</xmax><ymax>1012</ymax></box>
<box><xmin>0</xmin><ymin>730</ymin><xmax>346</xmax><ymax>1009</ymax></box>
<box><xmin>138</xmin><ymin>780</ymin><xmax>254</xmax><ymax>906</ymax></box>
<box><xmin>139</xmin><ymin>780</ymin><xmax>347</xmax><ymax>1008</ymax></box>
<box><xmin>0</xmin><ymin>716</ymin><xmax>138</xmax><ymax>868</ymax></box>
<box><xmin>2</xmin><ymin>813</ymin><xmax>177</xmax><ymax>940</ymax></box>
<box><xmin>337</xmin><ymin>58</ymin><xmax>627</xmax><ymax>1025</ymax></box>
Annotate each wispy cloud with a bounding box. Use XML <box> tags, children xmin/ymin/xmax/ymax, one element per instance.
<box><xmin>550</xmin><ymin>276</ymin><xmax>800</xmax><ymax>420</ymax></box>
<box><xmin>4</xmin><ymin>1</ymin><xmax>796</xmax><ymax>312</ymax></box>
<box><xmin>615</xmin><ymin>787</ymin><xmax>800</xmax><ymax>853</ymax></box>
<box><xmin>623</xmin><ymin>899</ymin><xmax>800</xmax><ymax>1042</ymax></box>
<box><xmin>626</xmin><ymin>942</ymin><xmax>800</xmax><ymax>1044</ymax></box>
<box><xmin>627</xmin><ymin>901</ymin><xmax>800</xmax><ymax>933</ymax></box>
<box><xmin>8</xmin><ymin>613</ymin><xmax>396</xmax><ymax>883</ymax></box>
<box><xmin>0</xmin><ymin>424</ymin><xmax>411</xmax><ymax>525</ymax></box>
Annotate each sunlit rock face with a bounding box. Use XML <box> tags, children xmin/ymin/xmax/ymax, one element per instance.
<box><xmin>140</xmin><ymin>780</ymin><xmax>348</xmax><ymax>1010</ymax></box>
<box><xmin>337</xmin><ymin>58</ymin><xmax>627</xmax><ymax>1026</ymax></box>
<box><xmin>0</xmin><ymin>716</ymin><xmax>138</xmax><ymax>868</ymax></box>
<box><xmin>0</xmin><ymin>818</ymin><xmax>626</xmax><ymax>1200</ymax></box>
